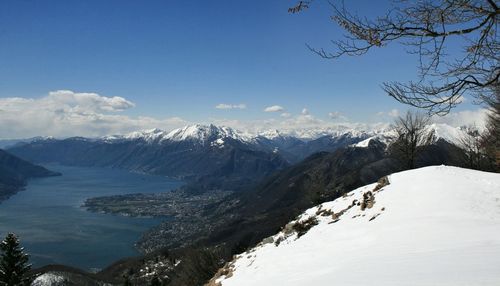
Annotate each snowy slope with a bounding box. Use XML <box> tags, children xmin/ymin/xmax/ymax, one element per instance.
<box><xmin>352</xmin><ymin>129</ymin><xmax>397</xmax><ymax>148</ymax></box>
<box><xmin>212</xmin><ymin>166</ymin><xmax>500</xmax><ymax>286</ymax></box>
<box><xmin>31</xmin><ymin>271</ymin><xmax>111</xmax><ymax>286</ymax></box>
<box><xmin>32</xmin><ymin>273</ymin><xmax>66</xmax><ymax>286</ymax></box>
<box><xmin>426</xmin><ymin>123</ymin><xmax>467</xmax><ymax>146</ymax></box>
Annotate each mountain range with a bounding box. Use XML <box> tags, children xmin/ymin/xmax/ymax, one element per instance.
<box><xmin>18</xmin><ymin>122</ymin><xmax>483</xmax><ymax>286</ymax></box>
<box><xmin>5</xmin><ymin>124</ymin><xmax>382</xmax><ymax>190</ymax></box>
<box><xmin>6</xmin><ymin>123</ymin><xmax>469</xmax><ymax>193</ymax></box>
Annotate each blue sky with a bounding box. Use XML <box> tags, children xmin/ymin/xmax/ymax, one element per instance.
<box><xmin>0</xmin><ymin>0</ymin><xmax>485</xmax><ymax>138</ymax></box>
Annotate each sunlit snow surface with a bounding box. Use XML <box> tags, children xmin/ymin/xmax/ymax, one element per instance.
<box><xmin>216</xmin><ymin>166</ymin><xmax>500</xmax><ymax>286</ymax></box>
<box><xmin>31</xmin><ymin>273</ymin><xmax>65</xmax><ymax>286</ymax></box>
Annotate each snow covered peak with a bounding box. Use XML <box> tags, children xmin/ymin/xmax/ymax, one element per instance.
<box><xmin>103</xmin><ymin>122</ymin><xmax>469</xmax><ymax>148</ymax></box>
<box><xmin>212</xmin><ymin>166</ymin><xmax>500</xmax><ymax>286</ymax></box>
<box><xmin>426</xmin><ymin>123</ymin><xmax>467</xmax><ymax>146</ymax></box>
<box><xmin>123</xmin><ymin>128</ymin><xmax>168</xmax><ymax>142</ymax></box>
<box><xmin>257</xmin><ymin>125</ymin><xmax>377</xmax><ymax>141</ymax></box>
<box><xmin>352</xmin><ymin>129</ymin><xmax>397</xmax><ymax>148</ymax></box>
<box><xmin>352</xmin><ymin>123</ymin><xmax>469</xmax><ymax>148</ymax></box>
<box><xmin>164</xmin><ymin>124</ymin><xmax>246</xmax><ymax>143</ymax></box>
<box><xmin>258</xmin><ymin>129</ymin><xmax>285</xmax><ymax>140</ymax></box>
<box><xmin>102</xmin><ymin>125</ymin><xmax>248</xmax><ymax>144</ymax></box>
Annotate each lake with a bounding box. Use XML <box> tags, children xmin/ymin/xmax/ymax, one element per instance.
<box><xmin>0</xmin><ymin>164</ymin><xmax>183</xmax><ymax>271</ymax></box>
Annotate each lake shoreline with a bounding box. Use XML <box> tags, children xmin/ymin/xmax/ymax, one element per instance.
<box><xmin>0</xmin><ymin>163</ymin><xmax>183</xmax><ymax>271</ymax></box>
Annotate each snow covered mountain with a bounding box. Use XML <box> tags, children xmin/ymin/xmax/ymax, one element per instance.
<box><xmin>4</xmin><ymin>122</ymin><xmax>473</xmax><ymax>150</ymax></box>
<box><xmin>7</xmin><ymin>124</ymin><xmax>289</xmax><ymax>189</ymax></box>
<box><xmin>352</xmin><ymin>123</ymin><xmax>472</xmax><ymax>149</ymax></box>
<box><xmin>106</xmin><ymin>124</ymin><xmax>377</xmax><ymax>145</ymax></box>
<box><xmin>165</xmin><ymin>124</ymin><xmax>247</xmax><ymax>143</ymax></box>
<box><xmin>14</xmin><ymin>120</ymin><xmax>471</xmax><ymax>152</ymax></box>
<box><xmin>252</xmin><ymin>127</ymin><xmax>377</xmax><ymax>162</ymax></box>
<box><xmin>111</xmin><ymin>124</ymin><xmax>373</xmax><ymax>147</ymax></box>
<box><xmin>6</xmin><ymin>122</ymin><xmax>476</xmax><ymax>188</ymax></box>
<box><xmin>100</xmin><ymin>124</ymin><xmax>377</xmax><ymax>162</ymax></box>
<box><xmin>104</xmin><ymin>124</ymin><xmax>248</xmax><ymax>145</ymax></box>
<box><xmin>427</xmin><ymin>123</ymin><xmax>468</xmax><ymax>146</ymax></box>
<box><xmin>122</xmin><ymin>128</ymin><xmax>168</xmax><ymax>142</ymax></box>
<box><xmin>255</xmin><ymin>122</ymin><xmax>472</xmax><ymax>161</ymax></box>
<box><xmin>211</xmin><ymin>166</ymin><xmax>500</xmax><ymax>286</ymax></box>
<box><xmin>257</xmin><ymin>124</ymin><xmax>384</xmax><ymax>141</ymax></box>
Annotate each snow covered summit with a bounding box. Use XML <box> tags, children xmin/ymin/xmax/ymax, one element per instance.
<box><xmin>165</xmin><ymin>124</ymin><xmax>246</xmax><ymax>143</ymax></box>
<box><xmin>211</xmin><ymin>166</ymin><xmax>500</xmax><ymax>286</ymax></box>
<box><xmin>107</xmin><ymin>124</ymin><xmax>248</xmax><ymax>144</ymax></box>
<box><xmin>123</xmin><ymin>128</ymin><xmax>168</xmax><ymax>141</ymax></box>
<box><xmin>352</xmin><ymin>123</ymin><xmax>473</xmax><ymax>149</ymax></box>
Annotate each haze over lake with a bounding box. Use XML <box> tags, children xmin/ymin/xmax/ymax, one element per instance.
<box><xmin>0</xmin><ymin>164</ymin><xmax>183</xmax><ymax>271</ymax></box>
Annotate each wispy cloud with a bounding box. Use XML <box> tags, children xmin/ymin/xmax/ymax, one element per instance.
<box><xmin>328</xmin><ymin>111</ymin><xmax>348</xmax><ymax>121</ymax></box>
<box><xmin>388</xmin><ymin>109</ymin><xmax>400</xmax><ymax>117</ymax></box>
<box><xmin>215</xmin><ymin>103</ymin><xmax>247</xmax><ymax>110</ymax></box>
<box><xmin>376</xmin><ymin>109</ymin><xmax>400</xmax><ymax>118</ymax></box>
<box><xmin>264</xmin><ymin>105</ymin><xmax>284</xmax><ymax>112</ymax></box>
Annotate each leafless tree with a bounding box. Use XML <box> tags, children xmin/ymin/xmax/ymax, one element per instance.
<box><xmin>289</xmin><ymin>0</ymin><xmax>499</xmax><ymax>115</ymax></box>
<box><xmin>480</xmin><ymin>83</ymin><xmax>500</xmax><ymax>170</ymax></box>
<box><xmin>391</xmin><ymin>111</ymin><xmax>435</xmax><ymax>169</ymax></box>
<box><xmin>459</xmin><ymin>126</ymin><xmax>484</xmax><ymax>169</ymax></box>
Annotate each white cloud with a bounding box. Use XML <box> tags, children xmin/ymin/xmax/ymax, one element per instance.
<box><xmin>48</xmin><ymin>90</ymin><xmax>135</xmax><ymax>112</ymax></box>
<box><xmin>0</xmin><ymin>90</ymin><xmax>188</xmax><ymax>139</ymax></box>
<box><xmin>218</xmin><ymin>110</ymin><xmax>324</xmax><ymax>132</ymax></box>
<box><xmin>264</xmin><ymin>105</ymin><xmax>284</xmax><ymax>112</ymax></box>
<box><xmin>215</xmin><ymin>103</ymin><xmax>247</xmax><ymax>110</ymax></box>
<box><xmin>373</xmin><ymin>108</ymin><xmax>488</xmax><ymax>129</ymax></box>
<box><xmin>376</xmin><ymin>109</ymin><xmax>401</xmax><ymax>118</ymax></box>
<box><xmin>388</xmin><ymin>109</ymin><xmax>400</xmax><ymax>117</ymax></box>
<box><xmin>290</xmin><ymin>113</ymin><xmax>320</xmax><ymax>126</ymax></box>
<box><xmin>432</xmin><ymin>108</ymin><xmax>489</xmax><ymax>130</ymax></box>
<box><xmin>328</xmin><ymin>111</ymin><xmax>348</xmax><ymax>121</ymax></box>
<box><xmin>301</xmin><ymin>108</ymin><xmax>309</xmax><ymax>115</ymax></box>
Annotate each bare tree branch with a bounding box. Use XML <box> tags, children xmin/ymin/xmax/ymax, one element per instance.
<box><xmin>290</xmin><ymin>0</ymin><xmax>500</xmax><ymax>115</ymax></box>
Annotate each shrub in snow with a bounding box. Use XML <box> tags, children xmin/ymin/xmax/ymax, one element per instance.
<box><xmin>292</xmin><ymin>216</ymin><xmax>319</xmax><ymax>238</ymax></box>
<box><xmin>360</xmin><ymin>191</ymin><xmax>375</xmax><ymax>211</ymax></box>
<box><xmin>373</xmin><ymin>176</ymin><xmax>390</xmax><ymax>192</ymax></box>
